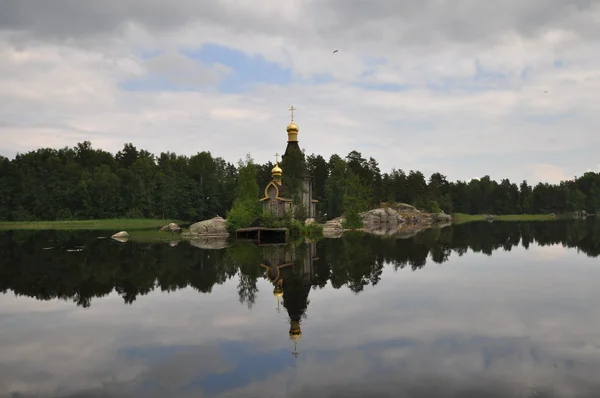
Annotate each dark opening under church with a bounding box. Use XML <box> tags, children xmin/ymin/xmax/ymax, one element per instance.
<box><xmin>260</xmin><ymin>107</ymin><xmax>318</xmax><ymax>219</ymax></box>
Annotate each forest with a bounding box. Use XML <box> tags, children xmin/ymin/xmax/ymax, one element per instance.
<box><xmin>1</xmin><ymin>141</ymin><xmax>599</xmax><ymax>222</ymax></box>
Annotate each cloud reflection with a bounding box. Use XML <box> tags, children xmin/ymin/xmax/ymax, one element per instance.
<box><xmin>1</xmin><ymin>224</ymin><xmax>600</xmax><ymax>397</ymax></box>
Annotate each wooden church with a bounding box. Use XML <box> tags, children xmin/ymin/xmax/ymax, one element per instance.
<box><xmin>260</xmin><ymin>106</ymin><xmax>318</xmax><ymax>219</ymax></box>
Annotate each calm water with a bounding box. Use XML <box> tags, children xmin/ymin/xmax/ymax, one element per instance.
<box><xmin>1</xmin><ymin>221</ymin><xmax>600</xmax><ymax>398</ymax></box>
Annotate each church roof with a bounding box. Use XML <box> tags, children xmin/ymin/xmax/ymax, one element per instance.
<box><xmin>260</xmin><ymin>180</ymin><xmax>292</xmax><ymax>202</ymax></box>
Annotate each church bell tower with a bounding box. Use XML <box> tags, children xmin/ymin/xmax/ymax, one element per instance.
<box><xmin>282</xmin><ymin>105</ymin><xmax>301</xmax><ymax>161</ymax></box>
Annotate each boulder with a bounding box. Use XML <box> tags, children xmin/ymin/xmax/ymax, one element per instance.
<box><xmin>392</xmin><ymin>203</ymin><xmax>421</xmax><ymax>213</ymax></box>
<box><xmin>111</xmin><ymin>236</ymin><xmax>129</xmax><ymax>243</ymax></box>
<box><xmin>430</xmin><ymin>212</ymin><xmax>452</xmax><ymax>223</ymax></box>
<box><xmin>160</xmin><ymin>222</ymin><xmax>182</xmax><ymax>233</ymax></box>
<box><xmin>322</xmin><ymin>204</ymin><xmax>455</xmax><ymax>239</ymax></box>
<box><xmin>360</xmin><ymin>208</ymin><xmax>405</xmax><ymax>231</ymax></box>
<box><xmin>111</xmin><ymin>231</ymin><xmax>129</xmax><ymax>243</ymax></box>
<box><xmin>322</xmin><ymin>217</ymin><xmax>344</xmax><ymax>238</ymax></box>
<box><xmin>183</xmin><ymin>216</ymin><xmax>229</xmax><ymax>237</ymax></box>
<box><xmin>189</xmin><ymin>237</ymin><xmax>228</xmax><ymax>250</ymax></box>
<box><xmin>394</xmin><ymin>227</ymin><xmax>426</xmax><ymax>239</ymax></box>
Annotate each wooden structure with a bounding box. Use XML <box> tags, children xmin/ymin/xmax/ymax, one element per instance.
<box><xmin>260</xmin><ymin>107</ymin><xmax>318</xmax><ymax>219</ymax></box>
<box><xmin>235</xmin><ymin>227</ymin><xmax>288</xmax><ymax>243</ymax></box>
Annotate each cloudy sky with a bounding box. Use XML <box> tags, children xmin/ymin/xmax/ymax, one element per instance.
<box><xmin>2</xmin><ymin>243</ymin><xmax>600</xmax><ymax>397</ymax></box>
<box><xmin>0</xmin><ymin>1</ymin><xmax>599</xmax><ymax>184</ymax></box>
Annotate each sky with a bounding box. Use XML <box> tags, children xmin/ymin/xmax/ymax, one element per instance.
<box><xmin>0</xmin><ymin>1</ymin><xmax>599</xmax><ymax>184</ymax></box>
<box><xmin>2</xmin><ymin>243</ymin><xmax>600</xmax><ymax>397</ymax></box>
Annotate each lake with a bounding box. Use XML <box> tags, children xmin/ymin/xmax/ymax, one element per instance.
<box><xmin>1</xmin><ymin>220</ymin><xmax>600</xmax><ymax>398</ymax></box>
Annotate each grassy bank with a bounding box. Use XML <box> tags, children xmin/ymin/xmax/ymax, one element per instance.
<box><xmin>0</xmin><ymin>218</ymin><xmax>182</xmax><ymax>230</ymax></box>
<box><xmin>452</xmin><ymin>213</ymin><xmax>559</xmax><ymax>223</ymax></box>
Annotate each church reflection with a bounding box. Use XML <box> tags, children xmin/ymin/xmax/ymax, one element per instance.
<box><xmin>259</xmin><ymin>241</ymin><xmax>319</xmax><ymax>357</ymax></box>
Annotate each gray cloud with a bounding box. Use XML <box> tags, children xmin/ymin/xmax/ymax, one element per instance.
<box><xmin>0</xmin><ymin>0</ymin><xmax>289</xmax><ymax>44</ymax></box>
<box><xmin>2</xmin><ymin>0</ymin><xmax>599</xmax><ymax>47</ymax></box>
<box><xmin>142</xmin><ymin>51</ymin><xmax>229</xmax><ymax>87</ymax></box>
<box><xmin>0</xmin><ymin>0</ymin><xmax>599</xmax><ymax>182</ymax></box>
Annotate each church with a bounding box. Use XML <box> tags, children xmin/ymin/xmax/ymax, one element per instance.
<box><xmin>260</xmin><ymin>107</ymin><xmax>318</xmax><ymax>219</ymax></box>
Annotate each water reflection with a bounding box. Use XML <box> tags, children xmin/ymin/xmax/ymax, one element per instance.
<box><xmin>1</xmin><ymin>220</ymin><xmax>599</xmax><ymax>308</ymax></box>
<box><xmin>1</xmin><ymin>220</ymin><xmax>600</xmax><ymax>397</ymax></box>
<box><xmin>259</xmin><ymin>242</ymin><xmax>318</xmax><ymax>358</ymax></box>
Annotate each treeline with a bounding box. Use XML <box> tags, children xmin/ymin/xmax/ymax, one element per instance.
<box><xmin>1</xmin><ymin>220</ymin><xmax>599</xmax><ymax>308</ymax></box>
<box><xmin>1</xmin><ymin>142</ymin><xmax>600</xmax><ymax>221</ymax></box>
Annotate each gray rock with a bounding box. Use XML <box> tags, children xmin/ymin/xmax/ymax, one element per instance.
<box><xmin>430</xmin><ymin>212</ymin><xmax>452</xmax><ymax>223</ymax></box>
<box><xmin>189</xmin><ymin>237</ymin><xmax>228</xmax><ymax>250</ymax></box>
<box><xmin>360</xmin><ymin>208</ymin><xmax>405</xmax><ymax>230</ymax></box>
<box><xmin>111</xmin><ymin>234</ymin><xmax>129</xmax><ymax>243</ymax></box>
<box><xmin>183</xmin><ymin>216</ymin><xmax>229</xmax><ymax>237</ymax></box>
<box><xmin>322</xmin><ymin>217</ymin><xmax>344</xmax><ymax>238</ymax></box>
<box><xmin>160</xmin><ymin>222</ymin><xmax>182</xmax><ymax>233</ymax></box>
<box><xmin>323</xmin><ymin>204</ymin><xmax>455</xmax><ymax>239</ymax></box>
<box><xmin>392</xmin><ymin>203</ymin><xmax>421</xmax><ymax>213</ymax></box>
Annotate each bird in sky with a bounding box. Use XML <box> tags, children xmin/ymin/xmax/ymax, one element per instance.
<box><xmin>333</xmin><ymin>49</ymin><xmax>338</xmax><ymax>54</ymax></box>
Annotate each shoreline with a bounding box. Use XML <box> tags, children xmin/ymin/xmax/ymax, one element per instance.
<box><xmin>0</xmin><ymin>218</ymin><xmax>183</xmax><ymax>230</ymax></box>
<box><xmin>452</xmin><ymin>213</ymin><xmax>563</xmax><ymax>223</ymax></box>
<box><xmin>0</xmin><ymin>213</ymin><xmax>579</xmax><ymax>231</ymax></box>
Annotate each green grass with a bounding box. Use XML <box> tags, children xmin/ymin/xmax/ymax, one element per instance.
<box><xmin>452</xmin><ymin>213</ymin><xmax>559</xmax><ymax>224</ymax></box>
<box><xmin>0</xmin><ymin>218</ymin><xmax>183</xmax><ymax>230</ymax></box>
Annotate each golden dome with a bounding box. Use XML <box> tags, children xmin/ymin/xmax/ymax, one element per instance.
<box><xmin>289</xmin><ymin>319</ymin><xmax>302</xmax><ymax>340</ymax></box>
<box><xmin>271</xmin><ymin>162</ymin><xmax>282</xmax><ymax>177</ymax></box>
<box><xmin>273</xmin><ymin>287</ymin><xmax>283</xmax><ymax>297</ymax></box>
<box><xmin>286</xmin><ymin>122</ymin><xmax>299</xmax><ymax>142</ymax></box>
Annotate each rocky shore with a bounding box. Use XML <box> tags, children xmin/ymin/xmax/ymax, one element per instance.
<box><xmin>111</xmin><ymin>204</ymin><xmax>451</xmax><ymax>247</ymax></box>
<box><xmin>322</xmin><ymin>203</ymin><xmax>452</xmax><ymax>238</ymax></box>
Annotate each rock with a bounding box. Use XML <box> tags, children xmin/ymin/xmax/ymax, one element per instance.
<box><xmin>322</xmin><ymin>203</ymin><xmax>455</xmax><ymax>239</ymax></box>
<box><xmin>189</xmin><ymin>237</ymin><xmax>228</xmax><ymax>250</ymax></box>
<box><xmin>111</xmin><ymin>236</ymin><xmax>129</xmax><ymax>243</ymax></box>
<box><xmin>392</xmin><ymin>203</ymin><xmax>421</xmax><ymax>213</ymax></box>
<box><xmin>484</xmin><ymin>214</ymin><xmax>496</xmax><ymax>221</ymax></box>
<box><xmin>305</xmin><ymin>218</ymin><xmax>315</xmax><ymax>226</ymax></box>
<box><xmin>430</xmin><ymin>212</ymin><xmax>452</xmax><ymax>223</ymax></box>
<box><xmin>111</xmin><ymin>231</ymin><xmax>129</xmax><ymax>243</ymax></box>
<box><xmin>394</xmin><ymin>227</ymin><xmax>426</xmax><ymax>239</ymax></box>
<box><xmin>322</xmin><ymin>217</ymin><xmax>344</xmax><ymax>238</ymax></box>
<box><xmin>360</xmin><ymin>208</ymin><xmax>405</xmax><ymax>231</ymax></box>
<box><xmin>160</xmin><ymin>222</ymin><xmax>182</xmax><ymax>233</ymax></box>
<box><xmin>183</xmin><ymin>216</ymin><xmax>229</xmax><ymax>238</ymax></box>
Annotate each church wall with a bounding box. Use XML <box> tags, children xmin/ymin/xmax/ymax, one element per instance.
<box><xmin>279</xmin><ymin>201</ymin><xmax>285</xmax><ymax>218</ymax></box>
<box><xmin>302</xmin><ymin>179</ymin><xmax>309</xmax><ymax>218</ymax></box>
<box><xmin>302</xmin><ymin>177</ymin><xmax>315</xmax><ymax>218</ymax></box>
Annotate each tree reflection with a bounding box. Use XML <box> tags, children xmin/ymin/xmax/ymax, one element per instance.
<box><xmin>0</xmin><ymin>219</ymin><xmax>599</xmax><ymax>308</ymax></box>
